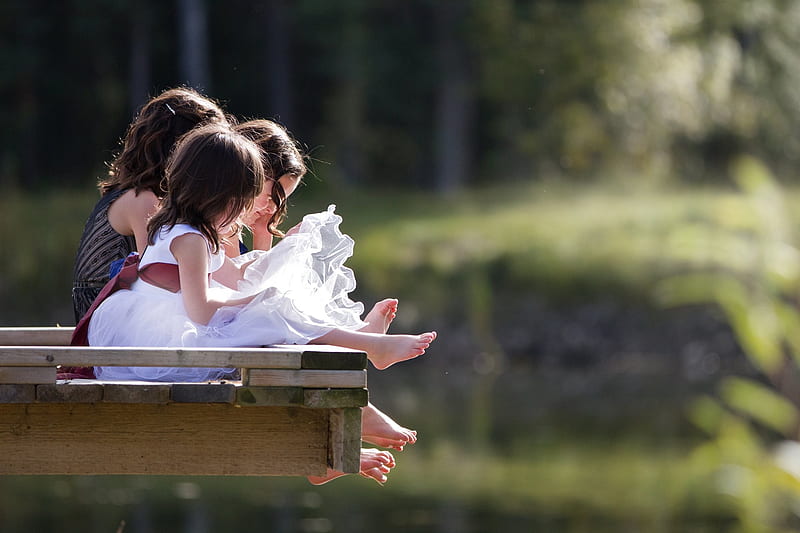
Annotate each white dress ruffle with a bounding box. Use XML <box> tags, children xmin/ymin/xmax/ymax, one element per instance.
<box><xmin>89</xmin><ymin>205</ymin><xmax>366</xmax><ymax>382</ymax></box>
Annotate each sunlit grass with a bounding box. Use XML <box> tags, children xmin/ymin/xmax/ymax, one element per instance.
<box><xmin>0</xmin><ymin>180</ymin><xmax>789</xmax><ymax>325</ymax></box>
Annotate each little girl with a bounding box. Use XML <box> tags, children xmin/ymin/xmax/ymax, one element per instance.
<box><xmin>88</xmin><ymin>123</ymin><xmax>436</xmax><ymax>376</ymax></box>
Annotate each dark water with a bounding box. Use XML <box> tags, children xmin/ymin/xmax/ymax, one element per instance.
<box><xmin>0</xmin><ymin>360</ymin><xmax>737</xmax><ymax>533</ymax></box>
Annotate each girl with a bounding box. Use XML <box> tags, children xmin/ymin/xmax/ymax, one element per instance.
<box><xmin>72</xmin><ymin>87</ymin><xmax>228</xmax><ymax>322</ymax></box>
<box><xmin>234</xmin><ymin>119</ymin><xmax>420</xmax><ymax>452</ymax></box>
<box><xmin>88</xmin><ymin>124</ymin><xmax>435</xmax><ymax>484</ymax></box>
<box><xmin>229</xmin><ymin>119</ymin><xmax>308</xmax><ymax>255</ymax></box>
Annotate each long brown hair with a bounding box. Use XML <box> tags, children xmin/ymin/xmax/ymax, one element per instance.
<box><xmin>100</xmin><ymin>87</ymin><xmax>228</xmax><ymax>196</ymax></box>
<box><xmin>147</xmin><ymin>124</ymin><xmax>265</xmax><ymax>253</ymax></box>
<box><xmin>234</xmin><ymin>119</ymin><xmax>306</xmax><ymax>237</ymax></box>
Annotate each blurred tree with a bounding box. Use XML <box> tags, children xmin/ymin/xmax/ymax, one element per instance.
<box><xmin>128</xmin><ymin>3</ymin><xmax>153</xmax><ymax>113</ymax></box>
<box><xmin>434</xmin><ymin>0</ymin><xmax>475</xmax><ymax>194</ymax></box>
<box><xmin>3</xmin><ymin>0</ymin><xmax>800</xmax><ymax>190</ymax></box>
<box><xmin>177</xmin><ymin>0</ymin><xmax>210</xmax><ymax>90</ymax></box>
<box><xmin>263</xmin><ymin>0</ymin><xmax>293</xmax><ymax>126</ymax></box>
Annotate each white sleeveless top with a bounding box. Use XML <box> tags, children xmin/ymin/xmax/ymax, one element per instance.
<box><xmin>141</xmin><ymin>224</ymin><xmax>225</xmax><ymax>273</ymax></box>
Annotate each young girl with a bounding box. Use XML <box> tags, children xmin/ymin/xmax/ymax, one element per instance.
<box><xmin>87</xmin><ymin>124</ymin><xmax>435</xmax><ymax>483</ymax></box>
<box><xmin>234</xmin><ymin>119</ymin><xmax>420</xmax><ymax>452</ymax></box>
<box><xmin>72</xmin><ymin>87</ymin><xmax>228</xmax><ymax>322</ymax></box>
<box><xmin>229</xmin><ymin>119</ymin><xmax>308</xmax><ymax>255</ymax></box>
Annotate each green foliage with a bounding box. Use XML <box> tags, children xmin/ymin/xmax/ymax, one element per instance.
<box><xmin>660</xmin><ymin>156</ymin><xmax>800</xmax><ymax>531</ymax></box>
<box><xmin>4</xmin><ymin>1</ymin><xmax>800</xmax><ymax>190</ymax></box>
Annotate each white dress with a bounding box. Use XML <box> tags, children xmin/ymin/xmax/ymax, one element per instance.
<box><xmin>89</xmin><ymin>205</ymin><xmax>366</xmax><ymax>381</ymax></box>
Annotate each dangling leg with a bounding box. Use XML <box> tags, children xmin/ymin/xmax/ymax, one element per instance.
<box><xmin>311</xmin><ymin>329</ymin><xmax>437</xmax><ymax>370</ymax></box>
<box><xmin>307</xmin><ymin>448</ymin><xmax>396</xmax><ymax>485</ymax></box>
<box><xmin>362</xmin><ymin>403</ymin><xmax>417</xmax><ymax>451</ymax></box>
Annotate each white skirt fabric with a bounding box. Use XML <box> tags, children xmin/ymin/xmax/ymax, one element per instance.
<box><xmin>89</xmin><ymin>205</ymin><xmax>366</xmax><ymax>382</ymax></box>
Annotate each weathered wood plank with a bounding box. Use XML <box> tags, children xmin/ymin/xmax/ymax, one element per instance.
<box><xmin>103</xmin><ymin>383</ymin><xmax>172</xmax><ymax>404</ymax></box>
<box><xmin>0</xmin><ymin>384</ymin><xmax>35</xmax><ymax>403</ymax></box>
<box><xmin>304</xmin><ymin>388</ymin><xmax>369</xmax><ymax>409</ymax></box>
<box><xmin>0</xmin><ymin>403</ymin><xmax>331</xmax><ymax>476</ymax></box>
<box><xmin>37</xmin><ymin>384</ymin><xmax>104</xmax><ymax>403</ymax></box>
<box><xmin>328</xmin><ymin>408</ymin><xmax>362</xmax><ymax>474</ymax></box>
<box><xmin>0</xmin><ymin>327</ymin><xmax>73</xmax><ymax>346</ymax></box>
<box><xmin>0</xmin><ymin>367</ymin><xmax>55</xmax><ymax>384</ymax></box>
<box><xmin>301</xmin><ymin>350</ymin><xmax>367</xmax><ymax>370</ymax></box>
<box><xmin>237</xmin><ymin>387</ymin><xmax>304</xmax><ymax>407</ymax></box>
<box><xmin>245</xmin><ymin>369</ymin><xmax>367</xmax><ymax>388</ymax></box>
<box><xmin>171</xmin><ymin>383</ymin><xmax>236</xmax><ymax>403</ymax></box>
<box><xmin>0</xmin><ymin>346</ymin><xmax>303</xmax><ymax>369</ymax></box>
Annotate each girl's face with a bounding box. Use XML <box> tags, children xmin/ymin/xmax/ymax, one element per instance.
<box><xmin>241</xmin><ymin>173</ymin><xmax>299</xmax><ymax>226</ymax></box>
<box><xmin>214</xmin><ymin>203</ymin><xmax>246</xmax><ymax>236</ymax></box>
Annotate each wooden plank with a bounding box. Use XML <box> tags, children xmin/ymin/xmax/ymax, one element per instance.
<box><xmin>245</xmin><ymin>369</ymin><xmax>366</xmax><ymax>388</ymax></box>
<box><xmin>328</xmin><ymin>408</ymin><xmax>362</xmax><ymax>474</ymax></box>
<box><xmin>0</xmin><ymin>346</ymin><xmax>304</xmax><ymax>369</ymax></box>
<box><xmin>171</xmin><ymin>383</ymin><xmax>236</xmax><ymax>403</ymax></box>
<box><xmin>0</xmin><ymin>327</ymin><xmax>73</xmax><ymax>346</ymax></box>
<box><xmin>37</xmin><ymin>384</ymin><xmax>104</xmax><ymax>403</ymax></box>
<box><xmin>237</xmin><ymin>387</ymin><xmax>304</xmax><ymax>407</ymax></box>
<box><xmin>0</xmin><ymin>367</ymin><xmax>55</xmax><ymax>384</ymax></box>
<box><xmin>304</xmin><ymin>388</ymin><xmax>369</xmax><ymax>409</ymax></box>
<box><xmin>301</xmin><ymin>350</ymin><xmax>367</xmax><ymax>370</ymax></box>
<box><xmin>0</xmin><ymin>384</ymin><xmax>35</xmax><ymax>403</ymax></box>
<box><xmin>0</xmin><ymin>403</ymin><xmax>332</xmax><ymax>476</ymax></box>
<box><xmin>103</xmin><ymin>383</ymin><xmax>172</xmax><ymax>404</ymax></box>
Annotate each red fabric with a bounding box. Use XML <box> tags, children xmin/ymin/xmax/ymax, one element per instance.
<box><xmin>70</xmin><ymin>253</ymin><xmax>142</xmax><ymax>347</ymax></box>
<box><xmin>65</xmin><ymin>253</ymin><xmax>182</xmax><ymax>380</ymax></box>
<box><xmin>70</xmin><ymin>254</ymin><xmax>182</xmax><ymax>347</ymax></box>
<box><xmin>56</xmin><ymin>367</ymin><xmax>97</xmax><ymax>380</ymax></box>
<box><xmin>139</xmin><ymin>262</ymin><xmax>181</xmax><ymax>293</ymax></box>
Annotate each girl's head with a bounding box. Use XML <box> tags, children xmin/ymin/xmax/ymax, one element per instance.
<box><xmin>147</xmin><ymin>124</ymin><xmax>265</xmax><ymax>253</ymax></box>
<box><xmin>234</xmin><ymin>119</ymin><xmax>306</xmax><ymax>237</ymax></box>
<box><xmin>101</xmin><ymin>87</ymin><xmax>228</xmax><ymax>196</ymax></box>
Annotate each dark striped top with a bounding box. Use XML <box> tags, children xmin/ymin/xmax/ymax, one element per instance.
<box><xmin>72</xmin><ymin>189</ymin><xmax>136</xmax><ymax>322</ymax></box>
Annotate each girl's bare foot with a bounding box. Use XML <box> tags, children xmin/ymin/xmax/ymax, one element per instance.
<box><xmin>362</xmin><ymin>403</ymin><xmax>417</xmax><ymax>451</ymax></box>
<box><xmin>369</xmin><ymin>331</ymin><xmax>437</xmax><ymax>370</ymax></box>
<box><xmin>307</xmin><ymin>448</ymin><xmax>395</xmax><ymax>486</ymax></box>
<box><xmin>359</xmin><ymin>298</ymin><xmax>398</xmax><ymax>334</ymax></box>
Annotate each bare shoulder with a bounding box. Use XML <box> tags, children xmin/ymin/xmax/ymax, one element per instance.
<box><xmin>128</xmin><ymin>189</ymin><xmax>160</xmax><ymax>215</ymax></box>
<box><xmin>169</xmin><ymin>232</ymin><xmax>208</xmax><ymax>259</ymax></box>
<box><xmin>108</xmin><ymin>189</ymin><xmax>160</xmax><ymax>235</ymax></box>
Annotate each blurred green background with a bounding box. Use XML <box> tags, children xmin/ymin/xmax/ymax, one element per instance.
<box><xmin>3</xmin><ymin>1</ymin><xmax>800</xmax><ymax>532</ymax></box>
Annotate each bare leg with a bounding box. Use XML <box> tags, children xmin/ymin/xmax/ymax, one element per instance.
<box><xmin>312</xmin><ymin>329</ymin><xmax>437</xmax><ymax>370</ymax></box>
<box><xmin>359</xmin><ymin>298</ymin><xmax>398</xmax><ymax>334</ymax></box>
<box><xmin>307</xmin><ymin>448</ymin><xmax>395</xmax><ymax>485</ymax></box>
<box><xmin>362</xmin><ymin>402</ymin><xmax>417</xmax><ymax>451</ymax></box>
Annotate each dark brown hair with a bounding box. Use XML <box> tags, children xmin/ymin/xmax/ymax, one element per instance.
<box><xmin>147</xmin><ymin>124</ymin><xmax>265</xmax><ymax>253</ymax></box>
<box><xmin>100</xmin><ymin>87</ymin><xmax>228</xmax><ymax>196</ymax></box>
<box><xmin>234</xmin><ymin>119</ymin><xmax>306</xmax><ymax>237</ymax></box>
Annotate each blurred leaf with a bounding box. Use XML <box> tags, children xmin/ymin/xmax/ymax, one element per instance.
<box><xmin>775</xmin><ymin>300</ymin><xmax>800</xmax><ymax>366</ymax></box>
<box><xmin>688</xmin><ymin>395</ymin><xmax>726</xmax><ymax>435</ymax></box>
<box><xmin>655</xmin><ymin>272</ymin><xmax>740</xmax><ymax>307</ymax></box>
<box><xmin>721</xmin><ymin>377</ymin><xmax>798</xmax><ymax>436</ymax></box>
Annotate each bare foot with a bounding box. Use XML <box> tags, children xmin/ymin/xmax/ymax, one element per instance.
<box><xmin>307</xmin><ymin>449</ymin><xmax>396</xmax><ymax>486</ymax></box>
<box><xmin>369</xmin><ymin>331</ymin><xmax>437</xmax><ymax>370</ymax></box>
<box><xmin>362</xmin><ymin>403</ymin><xmax>417</xmax><ymax>451</ymax></box>
<box><xmin>359</xmin><ymin>298</ymin><xmax>398</xmax><ymax>334</ymax></box>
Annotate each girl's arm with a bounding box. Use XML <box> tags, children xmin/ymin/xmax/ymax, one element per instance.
<box><xmin>170</xmin><ymin>233</ymin><xmax>254</xmax><ymax>325</ymax></box>
<box><xmin>241</xmin><ymin>202</ymin><xmax>275</xmax><ymax>252</ymax></box>
<box><xmin>212</xmin><ymin>255</ymin><xmax>256</xmax><ymax>290</ymax></box>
